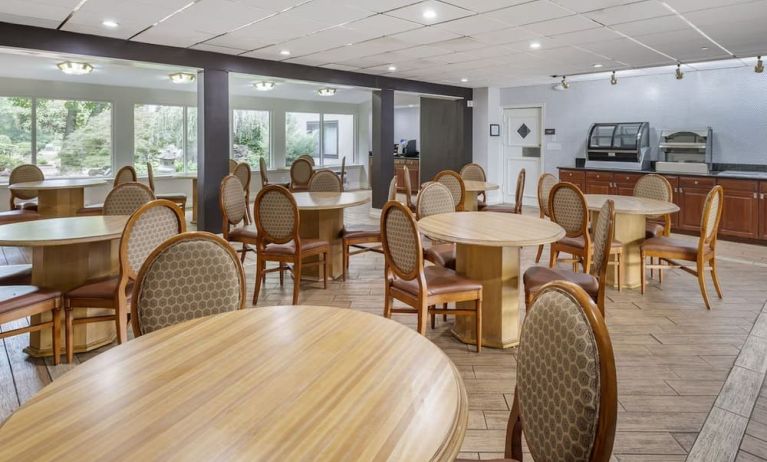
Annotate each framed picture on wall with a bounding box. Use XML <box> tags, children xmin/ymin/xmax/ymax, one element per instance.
<box><xmin>489</xmin><ymin>124</ymin><xmax>500</xmax><ymax>137</ymax></box>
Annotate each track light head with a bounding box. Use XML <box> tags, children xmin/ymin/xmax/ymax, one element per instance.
<box><xmin>610</xmin><ymin>71</ymin><xmax>618</xmax><ymax>85</ymax></box>
<box><xmin>756</xmin><ymin>56</ymin><xmax>764</xmax><ymax>73</ymax></box>
<box><xmin>560</xmin><ymin>75</ymin><xmax>569</xmax><ymax>89</ymax></box>
<box><xmin>675</xmin><ymin>64</ymin><xmax>684</xmax><ymax>80</ymax></box>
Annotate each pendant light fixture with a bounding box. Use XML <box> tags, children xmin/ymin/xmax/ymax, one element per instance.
<box><xmin>756</xmin><ymin>56</ymin><xmax>764</xmax><ymax>73</ymax></box>
<box><xmin>610</xmin><ymin>71</ymin><xmax>618</xmax><ymax>85</ymax></box>
<box><xmin>317</xmin><ymin>87</ymin><xmax>337</xmax><ymax>96</ymax></box>
<box><xmin>675</xmin><ymin>64</ymin><xmax>684</xmax><ymax>80</ymax></box>
<box><xmin>253</xmin><ymin>81</ymin><xmax>276</xmax><ymax>91</ymax></box>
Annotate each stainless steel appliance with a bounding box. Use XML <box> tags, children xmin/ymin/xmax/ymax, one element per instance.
<box><xmin>586</xmin><ymin>122</ymin><xmax>651</xmax><ymax>171</ymax></box>
<box><xmin>655</xmin><ymin>128</ymin><xmax>712</xmax><ymax>175</ymax></box>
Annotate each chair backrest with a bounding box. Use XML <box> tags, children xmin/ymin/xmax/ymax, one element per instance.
<box><xmin>381</xmin><ymin>200</ymin><xmax>423</xmax><ymax>282</ymax></box>
<box><xmin>402</xmin><ymin>165</ymin><xmax>414</xmax><ymax>208</ymax></box>
<box><xmin>228</xmin><ymin>159</ymin><xmax>238</xmax><ymax>173</ymax></box>
<box><xmin>416</xmin><ymin>182</ymin><xmax>455</xmax><ymax>219</ymax></box>
<box><xmin>515</xmin><ymin>281</ymin><xmax>617</xmax><ymax>462</ymax></box>
<box><xmin>233</xmin><ymin>162</ymin><xmax>251</xmax><ymax>192</ymax></box>
<box><xmin>121</xmin><ymin>199</ymin><xmax>186</xmax><ymax>280</ymax></box>
<box><xmin>434</xmin><ymin>170</ymin><xmax>465</xmax><ymax>211</ymax></box>
<box><xmin>297</xmin><ymin>154</ymin><xmax>315</xmax><ymax>166</ymax></box>
<box><xmin>103</xmin><ymin>183</ymin><xmax>156</xmax><ymax>216</ymax></box>
<box><xmin>290</xmin><ymin>158</ymin><xmax>313</xmax><ymax>189</ymax></box>
<box><xmin>9</xmin><ymin>164</ymin><xmax>44</xmax><ymax>201</ymax></box>
<box><xmin>146</xmin><ymin>163</ymin><xmax>157</xmax><ymax>192</ymax></box>
<box><xmin>634</xmin><ymin>174</ymin><xmax>673</xmax><ymax>225</ymax></box>
<box><xmin>538</xmin><ymin>173</ymin><xmax>558</xmax><ymax>217</ymax></box>
<box><xmin>388</xmin><ymin>177</ymin><xmax>398</xmax><ymax>201</ymax></box>
<box><xmin>549</xmin><ymin>182</ymin><xmax>589</xmax><ymax>238</ymax></box>
<box><xmin>259</xmin><ymin>157</ymin><xmax>268</xmax><ymax>187</ymax></box>
<box><xmin>514</xmin><ymin>168</ymin><xmax>526</xmax><ymax>213</ymax></box>
<box><xmin>254</xmin><ymin>185</ymin><xmax>299</xmax><ymax>245</ymax></box>
<box><xmin>700</xmin><ymin>185</ymin><xmax>724</xmax><ymax>250</ymax></box>
<box><xmin>219</xmin><ymin>175</ymin><xmax>247</xmax><ymax>231</ymax></box>
<box><xmin>460</xmin><ymin>163</ymin><xmax>486</xmax><ymax>182</ymax></box>
<box><xmin>309</xmin><ymin>170</ymin><xmax>342</xmax><ymax>192</ymax></box>
<box><xmin>131</xmin><ymin>232</ymin><xmax>245</xmax><ymax>336</ymax></box>
<box><xmin>590</xmin><ymin>200</ymin><xmax>615</xmax><ymax>282</ymax></box>
<box><xmin>113</xmin><ymin>165</ymin><xmax>137</xmax><ymax>187</ymax></box>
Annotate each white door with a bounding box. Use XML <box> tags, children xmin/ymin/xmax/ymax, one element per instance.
<box><xmin>501</xmin><ymin>107</ymin><xmax>542</xmax><ymax>205</ymax></box>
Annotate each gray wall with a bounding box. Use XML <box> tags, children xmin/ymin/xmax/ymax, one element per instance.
<box><xmin>498</xmin><ymin>65</ymin><xmax>767</xmax><ymax>173</ymax></box>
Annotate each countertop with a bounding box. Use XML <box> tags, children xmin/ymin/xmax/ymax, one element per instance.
<box><xmin>558</xmin><ymin>165</ymin><xmax>767</xmax><ymax>181</ymax></box>
<box><xmin>393</xmin><ymin>155</ymin><xmax>420</xmax><ymax>160</ymax></box>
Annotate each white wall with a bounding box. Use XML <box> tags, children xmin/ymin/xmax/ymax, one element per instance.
<box><xmin>471</xmin><ymin>87</ymin><xmax>502</xmax><ymax>203</ymax></box>
<box><xmin>394</xmin><ymin>106</ymin><xmax>420</xmax><ymax>147</ymax></box>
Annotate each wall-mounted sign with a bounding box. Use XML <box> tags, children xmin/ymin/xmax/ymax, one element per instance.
<box><xmin>544</xmin><ymin>128</ymin><xmax>556</xmax><ymax>135</ymax></box>
<box><xmin>489</xmin><ymin>124</ymin><xmax>500</xmax><ymax>136</ymax></box>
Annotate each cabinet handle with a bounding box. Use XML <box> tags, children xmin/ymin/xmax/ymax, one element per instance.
<box><xmin>754</xmin><ymin>192</ymin><xmax>759</xmax><ymax>199</ymax></box>
<box><xmin>679</xmin><ymin>187</ymin><xmax>683</xmax><ymax>193</ymax></box>
<box><xmin>694</xmin><ymin>180</ymin><xmax>699</xmax><ymax>185</ymax></box>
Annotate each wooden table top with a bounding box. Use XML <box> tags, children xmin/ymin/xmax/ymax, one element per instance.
<box><xmin>293</xmin><ymin>191</ymin><xmax>370</xmax><ymax>210</ymax></box>
<box><xmin>585</xmin><ymin>194</ymin><xmax>680</xmax><ymax>215</ymax></box>
<box><xmin>419</xmin><ymin>212</ymin><xmax>565</xmax><ymax>247</ymax></box>
<box><xmin>0</xmin><ymin>306</ymin><xmax>468</xmax><ymax>462</ymax></box>
<box><xmin>0</xmin><ymin>216</ymin><xmax>128</xmax><ymax>247</ymax></box>
<box><xmin>9</xmin><ymin>178</ymin><xmax>107</xmax><ymax>190</ymax></box>
<box><xmin>463</xmin><ymin>180</ymin><xmax>500</xmax><ymax>192</ymax></box>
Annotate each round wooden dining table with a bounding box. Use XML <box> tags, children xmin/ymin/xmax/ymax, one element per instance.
<box><xmin>419</xmin><ymin>212</ymin><xmax>565</xmax><ymax>349</ymax></box>
<box><xmin>0</xmin><ymin>306</ymin><xmax>469</xmax><ymax>461</ymax></box>
<box><xmin>462</xmin><ymin>180</ymin><xmax>499</xmax><ymax>211</ymax></box>
<box><xmin>293</xmin><ymin>191</ymin><xmax>370</xmax><ymax>280</ymax></box>
<box><xmin>585</xmin><ymin>194</ymin><xmax>679</xmax><ymax>289</ymax></box>
<box><xmin>9</xmin><ymin>178</ymin><xmax>107</xmax><ymax>218</ymax></box>
<box><xmin>0</xmin><ymin>216</ymin><xmax>128</xmax><ymax>356</ymax></box>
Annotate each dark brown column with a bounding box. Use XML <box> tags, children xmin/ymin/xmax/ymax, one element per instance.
<box><xmin>371</xmin><ymin>89</ymin><xmax>395</xmax><ymax>209</ymax></box>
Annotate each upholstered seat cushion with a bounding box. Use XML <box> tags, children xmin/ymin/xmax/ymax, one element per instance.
<box><xmin>646</xmin><ymin>221</ymin><xmax>665</xmax><ymax>239</ymax></box>
<box><xmin>0</xmin><ymin>286</ymin><xmax>60</xmax><ymax>315</ymax></box>
<box><xmin>65</xmin><ymin>276</ymin><xmax>132</xmax><ymax>301</ymax></box>
<box><xmin>641</xmin><ymin>237</ymin><xmax>701</xmax><ymax>260</ymax></box>
<box><xmin>482</xmin><ymin>204</ymin><xmax>518</xmax><ymax>213</ymax></box>
<box><xmin>0</xmin><ymin>264</ymin><xmax>32</xmax><ymax>285</ymax></box>
<box><xmin>340</xmin><ymin>225</ymin><xmax>380</xmax><ymax>239</ymax></box>
<box><xmin>263</xmin><ymin>239</ymin><xmax>328</xmax><ymax>256</ymax></box>
<box><xmin>0</xmin><ymin>209</ymin><xmax>40</xmax><ymax>225</ymax></box>
<box><xmin>523</xmin><ymin>266</ymin><xmax>599</xmax><ymax>300</ymax></box>
<box><xmin>424</xmin><ymin>243</ymin><xmax>456</xmax><ymax>270</ymax></box>
<box><xmin>228</xmin><ymin>227</ymin><xmax>258</xmax><ymax>243</ymax></box>
<box><xmin>556</xmin><ymin>235</ymin><xmax>586</xmax><ymax>249</ymax></box>
<box><xmin>391</xmin><ymin>266</ymin><xmax>481</xmax><ymax>297</ymax></box>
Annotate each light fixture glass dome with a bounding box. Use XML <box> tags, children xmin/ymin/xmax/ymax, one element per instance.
<box><xmin>317</xmin><ymin>87</ymin><xmax>337</xmax><ymax>96</ymax></box>
<box><xmin>253</xmin><ymin>81</ymin><xmax>276</xmax><ymax>91</ymax></box>
<box><xmin>169</xmin><ymin>72</ymin><xmax>196</xmax><ymax>84</ymax></box>
<box><xmin>57</xmin><ymin>61</ymin><xmax>93</xmax><ymax>75</ymax></box>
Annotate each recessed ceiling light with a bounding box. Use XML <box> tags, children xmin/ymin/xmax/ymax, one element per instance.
<box><xmin>701</xmin><ymin>46</ymin><xmax>709</xmax><ymax>51</ymax></box>
<box><xmin>388</xmin><ymin>65</ymin><xmax>397</xmax><ymax>71</ymax></box>
<box><xmin>317</xmin><ymin>87</ymin><xmax>336</xmax><ymax>96</ymax></box>
<box><xmin>57</xmin><ymin>61</ymin><xmax>93</xmax><ymax>75</ymax></box>
<box><xmin>529</xmin><ymin>41</ymin><xmax>541</xmax><ymax>49</ymax></box>
<box><xmin>253</xmin><ymin>81</ymin><xmax>276</xmax><ymax>91</ymax></box>
<box><xmin>460</xmin><ymin>77</ymin><xmax>468</xmax><ymax>83</ymax></box>
<box><xmin>422</xmin><ymin>9</ymin><xmax>437</xmax><ymax>20</ymax></box>
<box><xmin>593</xmin><ymin>63</ymin><xmax>603</xmax><ymax>68</ymax></box>
<box><xmin>279</xmin><ymin>50</ymin><xmax>290</xmax><ymax>56</ymax></box>
<box><xmin>169</xmin><ymin>72</ymin><xmax>196</xmax><ymax>84</ymax></box>
<box><xmin>101</xmin><ymin>19</ymin><xmax>119</xmax><ymax>28</ymax></box>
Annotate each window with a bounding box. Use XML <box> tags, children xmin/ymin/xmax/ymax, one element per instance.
<box><xmin>0</xmin><ymin>97</ymin><xmax>32</xmax><ymax>176</ymax></box>
<box><xmin>285</xmin><ymin>112</ymin><xmax>319</xmax><ymax>166</ymax></box>
<box><xmin>286</xmin><ymin>112</ymin><xmax>354</xmax><ymax>167</ymax></box>
<box><xmin>134</xmin><ymin>104</ymin><xmax>196</xmax><ymax>175</ymax></box>
<box><xmin>232</xmin><ymin>110</ymin><xmax>270</xmax><ymax>168</ymax></box>
<box><xmin>322</xmin><ymin>114</ymin><xmax>353</xmax><ymax>167</ymax></box>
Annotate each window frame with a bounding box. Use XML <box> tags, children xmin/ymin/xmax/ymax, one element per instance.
<box><xmin>285</xmin><ymin>111</ymin><xmax>355</xmax><ymax>168</ymax></box>
<box><xmin>230</xmin><ymin>108</ymin><xmax>272</xmax><ymax>170</ymax></box>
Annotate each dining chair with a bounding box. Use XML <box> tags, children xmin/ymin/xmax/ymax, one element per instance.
<box><xmin>229</xmin><ymin>158</ymin><xmax>238</xmax><ymax>173</ymax></box>
<box><xmin>524</xmin><ymin>199</ymin><xmax>615</xmax><ymax>316</ymax></box>
<box><xmin>0</xmin><ymin>211</ymin><xmax>40</xmax><ymax>286</ymax></box>
<box><xmin>402</xmin><ymin>165</ymin><xmax>417</xmax><ymax>213</ymax></box>
<box><xmin>417</xmin><ymin>182</ymin><xmax>458</xmax><ymax>271</ymax></box>
<box><xmin>483</xmin><ymin>168</ymin><xmax>526</xmax><ymax>214</ymax></box>
<box><xmin>113</xmin><ymin>165</ymin><xmax>137</xmax><ymax>187</ymax></box>
<box><xmin>9</xmin><ymin>164</ymin><xmax>43</xmax><ymax>211</ymax></box>
<box><xmin>103</xmin><ymin>182</ymin><xmax>156</xmax><ymax>216</ymax></box>
<box><xmin>340</xmin><ymin>177</ymin><xmax>395</xmax><ymax>281</ymax></box>
<box><xmin>434</xmin><ymin>170</ymin><xmax>465</xmax><ymax>211</ymax></box>
<box><xmin>634</xmin><ymin>174</ymin><xmax>674</xmax><ymax>239</ymax></box>
<box><xmin>146</xmin><ymin>163</ymin><xmax>187</xmax><ymax>211</ymax></box>
<box><xmin>456</xmin><ymin>281</ymin><xmax>617</xmax><ymax>462</ymax></box>
<box><xmin>641</xmin><ymin>185</ymin><xmax>724</xmax><ymax>309</ymax></box>
<box><xmin>253</xmin><ymin>185</ymin><xmax>330</xmax><ymax>305</ymax></box>
<box><xmin>233</xmin><ymin>162</ymin><xmax>253</xmax><ymax>224</ymax></box>
<box><xmin>0</xmin><ymin>286</ymin><xmax>62</xmax><ymax>364</ymax></box>
<box><xmin>63</xmin><ymin>199</ymin><xmax>185</xmax><ymax>361</ymax></box>
<box><xmin>297</xmin><ymin>154</ymin><xmax>315</xmax><ymax>166</ymax></box>
<box><xmin>549</xmin><ymin>182</ymin><xmax>592</xmax><ymax>273</ymax></box>
<box><xmin>131</xmin><ymin>232</ymin><xmax>245</xmax><ymax>336</ymax></box>
<box><xmin>339</xmin><ymin>156</ymin><xmax>346</xmax><ymax>188</ymax></box>
<box><xmin>460</xmin><ymin>162</ymin><xmax>487</xmax><ymax>208</ymax></box>
<box><xmin>309</xmin><ymin>169</ymin><xmax>343</xmax><ymax>192</ymax></box>
<box><xmin>220</xmin><ymin>175</ymin><xmax>257</xmax><ymax>263</ymax></box>
<box><xmin>534</xmin><ymin>173</ymin><xmax>559</xmax><ymax>263</ymax></box>
<box><xmin>381</xmin><ymin>200</ymin><xmax>483</xmax><ymax>352</ymax></box>
<box><xmin>290</xmin><ymin>158</ymin><xmax>313</xmax><ymax>192</ymax></box>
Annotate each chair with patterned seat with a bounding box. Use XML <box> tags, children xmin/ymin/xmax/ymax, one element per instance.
<box><xmin>232</xmin><ymin>162</ymin><xmax>253</xmax><ymax>224</ymax></box>
<box><xmin>9</xmin><ymin>164</ymin><xmax>43</xmax><ymax>211</ymax></box>
<box><xmin>0</xmin><ymin>286</ymin><xmax>62</xmax><ymax>364</ymax></box>
<box><xmin>309</xmin><ymin>169</ymin><xmax>343</xmax><ymax>192</ymax></box>
<box><xmin>290</xmin><ymin>158</ymin><xmax>313</xmax><ymax>192</ymax></box>
<box><xmin>534</xmin><ymin>173</ymin><xmax>559</xmax><ymax>263</ymax></box>
<box><xmin>297</xmin><ymin>154</ymin><xmax>315</xmax><ymax>166</ymax></box>
<box><xmin>417</xmin><ymin>182</ymin><xmax>458</xmax><ymax>271</ymax></box>
<box><xmin>113</xmin><ymin>165</ymin><xmax>137</xmax><ymax>187</ymax></box>
<box><xmin>228</xmin><ymin>159</ymin><xmax>238</xmax><ymax>173</ymax></box>
<box><xmin>402</xmin><ymin>165</ymin><xmax>417</xmax><ymax>213</ymax></box>
<box><xmin>103</xmin><ymin>182</ymin><xmax>155</xmax><ymax>216</ymax></box>
<box><xmin>483</xmin><ymin>169</ymin><xmax>526</xmax><ymax>214</ymax></box>
<box><xmin>456</xmin><ymin>281</ymin><xmax>617</xmax><ymax>462</ymax></box>
<box><xmin>253</xmin><ymin>185</ymin><xmax>329</xmax><ymax>305</ymax></box>
<box><xmin>259</xmin><ymin>157</ymin><xmax>289</xmax><ymax>188</ymax></box>
<box><xmin>460</xmin><ymin>163</ymin><xmax>487</xmax><ymax>209</ymax></box>
<box><xmin>220</xmin><ymin>175</ymin><xmax>257</xmax><ymax>263</ymax></box>
<box><xmin>434</xmin><ymin>170</ymin><xmax>465</xmax><ymax>212</ymax></box>
<box><xmin>548</xmin><ymin>182</ymin><xmax>592</xmax><ymax>273</ymax></box>
<box><xmin>634</xmin><ymin>174</ymin><xmax>674</xmax><ymax>239</ymax></box>
<box><xmin>131</xmin><ymin>232</ymin><xmax>245</xmax><ymax>336</ymax></box>
<box><xmin>146</xmin><ymin>163</ymin><xmax>187</xmax><ymax>212</ymax></box>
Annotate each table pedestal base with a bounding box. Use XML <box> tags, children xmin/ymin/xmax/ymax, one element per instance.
<box><xmin>26</xmin><ymin>240</ymin><xmax>119</xmax><ymax>357</ymax></box>
<box><xmin>462</xmin><ymin>193</ymin><xmax>479</xmax><ymax>212</ymax></box>
<box><xmin>592</xmin><ymin>211</ymin><xmax>646</xmax><ymax>289</ymax></box>
<box><xmin>37</xmin><ymin>188</ymin><xmax>85</xmax><ymax>218</ymax></box>
<box><xmin>453</xmin><ymin>244</ymin><xmax>522</xmax><ymax>349</ymax></box>
<box><xmin>299</xmin><ymin>209</ymin><xmax>343</xmax><ymax>280</ymax></box>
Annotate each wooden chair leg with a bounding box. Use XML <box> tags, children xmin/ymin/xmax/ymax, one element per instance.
<box><xmin>549</xmin><ymin>248</ymin><xmax>558</xmax><ymax>268</ymax></box>
<box><xmin>431</xmin><ymin>312</ymin><xmax>436</xmax><ymax>329</ymax></box>
<box><xmin>617</xmin><ymin>253</ymin><xmax>622</xmax><ymax>292</ymax></box>
<box><xmin>416</xmin><ymin>301</ymin><xmax>427</xmax><ymax>335</ymax></box>
<box><xmin>115</xmin><ymin>301</ymin><xmax>127</xmax><ymax>345</ymax></box>
<box><xmin>710</xmin><ymin>257</ymin><xmax>723</xmax><ymax>299</ymax></box>
<box><xmin>443</xmin><ymin>302</ymin><xmax>447</xmax><ymax>321</ymax></box>
<box><xmin>697</xmin><ymin>260</ymin><xmax>712</xmax><ymax>310</ymax></box>
<box><xmin>535</xmin><ymin>244</ymin><xmax>544</xmax><ymax>263</ymax></box>
<box><xmin>475</xmin><ymin>297</ymin><xmax>482</xmax><ymax>353</ymax></box>
<box><xmin>279</xmin><ymin>263</ymin><xmax>285</xmax><ymax>287</ymax></box>
<box><xmin>240</xmin><ymin>244</ymin><xmax>247</xmax><ymax>263</ymax></box>
<box><xmin>52</xmin><ymin>306</ymin><xmax>61</xmax><ymax>366</ymax></box>
<box><xmin>650</xmin><ymin>256</ymin><xmax>654</xmax><ymax>279</ymax></box>
<box><xmin>342</xmin><ymin>241</ymin><xmax>348</xmax><ymax>282</ymax></box>
<box><xmin>253</xmin><ymin>259</ymin><xmax>265</xmax><ymax>305</ymax></box>
<box><xmin>658</xmin><ymin>259</ymin><xmax>664</xmax><ymax>285</ymax></box>
<box><xmin>384</xmin><ymin>286</ymin><xmax>392</xmax><ymax>318</ymax></box>
<box><xmin>322</xmin><ymin>252</ymin><xmax>328</xmax><ymax>289</ymax></box>
<box><xmin>640</xmin><ymin>252</ymin><xmax>646</xmax><ymax>295</ymax></box>
<box><xmin>292</xmin><ymin>260</ymin><xmax>302</xmax><ymax>305</ymax></box>
<box><xmin>65</xmin><ymin>305</ymin><xmax>74</xmax><ymax>364</ymax></box>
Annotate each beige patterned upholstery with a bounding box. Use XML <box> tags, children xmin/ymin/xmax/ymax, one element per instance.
<box><xmin>551</xmin><ymin>185</ymin><xmax>586</xmax><ymax>235</ymax></box>
<box><xmin>434</xmin><ymin>171</ymin><xmax>464</xmax><ymax>209</ymax></box>
<box><xmin>383</xmin><ymin>204</ymin><xmax>419</xmax><ymax>276</ymax></box>
<box><xmin>591</xmin><ymin>200</ymin><xmax>613</xmax><ymax>277</ymax></box>
<box><xmin>133</xmin><ymin>234</ymin><xmax>243</xmax><ymax>335</ymax></box>
<box><xmin>416</xmin><ymin>182</ymin><xmax>455</xmax><ymax>219</ymax></box>
<box><xmin>221</xmin><ymin>175</ymin><xmax>247</xmax><ymax>225</ymax></box>
<box><xmin>125</xmin><ymin>202</ymin><xmax>183</xmax><ymax>276</ymax></box>
<box><xmin>297</xmin><ymin>154</ymin><xmax>315</xmax><ymax>166</ymax></box>
<box><xmin>113</xmin><ymin>166</ymin><xmax>137</xmax><ymax>186</ymax></box>
<box><xmin>229</xmin><ymin>159</ymin><xmax>238</xmax><ymax>173</ymax></box>
<box><xmin>388</xmin><ymin>177</ymin><xmax>397</xmax><ymax>201</ymax></box>
<box><xmin>460</xmin><ymin>163</ymin><xmax>486</xmax><ymax>182</ymax></box>
<box><xmin>103</xmin><ymin>183</ymin><xmax>155</xmax><ymax>216</ymax></box>
<box><xmin>256</xmin><ymin>187</ymin><xmax>296</xmax><ymax>242</ymax></box>
<box><xmin>309</xmin><ymin>170</ymin><xmax>342</xmax><ymax>192</ymax></box>
<box><xmin>703</xmin><ymin>187</ymin><xmax>722</xmax><ymax>240</ymax></box>
<box><xmin>233</xmin><ymin>162</ymin><xmax>251</xmax><ymax>191</ymax></box>
<box><xmin>290</xmin><ymin>158</ymin><xmax>313</xmax><ymax>187</ymax></box>
<box><xmin>9</xmin><ymin>164</ymin><xmax>43</xmax><ymax>200</ymax></box>
<box><xmin>634</xmin><ymin>175</ymin><xmax>672</xmax><ymax>220</ymax></box>
<box><xmin>539</xmin><ymin>174</ymin><xmax>558</xmax><ymax>217</ymax></box>
<box><xmin>518</xmin><ymin>286</ymin><xmax>601</xmax><ymax>461</ymax></box>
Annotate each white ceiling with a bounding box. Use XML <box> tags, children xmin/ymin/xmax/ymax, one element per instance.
<box><xmin>0</xmin><ymin>0</ymin><xmax>765</xmax><ymax>88</ymax></box>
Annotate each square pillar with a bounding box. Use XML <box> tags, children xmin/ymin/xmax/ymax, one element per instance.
<box><xmin>197</xmin><ymin>69</ymin><xmax>230</xmax><ymax>233</ymax></box>
<box><xmin>371</xmin><ymin>89</ymin><xmax>394</xmax><ymax>209</ymax></box>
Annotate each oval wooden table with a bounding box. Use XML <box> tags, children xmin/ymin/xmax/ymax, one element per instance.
<box><xmin>585</xmin><ymin>194</ymin><xmax>680</xmax><ymax>289</ymax></box>
<box><xmin>462</xmin><ymin>180</ymin><xmax>499</xmax><ymax>211</ymax></box>
<box><xmin>9</xmin><ymin>178</ymin><xmax>107</xmax><ymax>218</ymax></box>
<box><xmin>293</xmin><ymin>191</ymin><xmax>370</xmax><ymax>280</ymax></box>
<box><xmin>0</xmin><ymin>306</ymin><xmax>469</xmax><ymax>461</ymax></box>
<box><xmin>419</xmin><ymin>212</ymin><xmax>565</xmax><ymax>349</ymax></box>
<box><xmin>0</xmin><ymin>216</ymin><xmax>128</xmax><ymax>356</ymax></box>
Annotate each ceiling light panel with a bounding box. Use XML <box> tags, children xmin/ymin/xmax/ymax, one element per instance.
<box><xmin>491</xmin><ymin>1</ymin><xmax>572</xmax><ymax>27</ymax></box>
<box><xmin>0</xmin><ymin>0</ymin><xmax>80</xmax><ymax>27</ymax></box>
<box><xmin>384</xmin><ymin>1</ymin><xmax>473</xmax><ymax>26</ymax></box>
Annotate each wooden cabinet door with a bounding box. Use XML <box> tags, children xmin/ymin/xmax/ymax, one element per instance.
<box><xmin>408</xmin><ymin>165</ymin><xmax>420</xmax><ymax>191</ymax></box>
<box><xmin>718</xmin><ymin>179</ymin><xmax>759</xmax><ymax>239</ymax></box>
<box><xmin>760</xmin><ymin>182</ymin><xmax>767</xmax><ymax>240</ymax></box>
<box><xmin>614</xmin><ymin>173</ymin><xmax>641</xmax><ymax>196</ymax></box>
<box><xmin>559</xmin><ymin>169</ymin><xmax>586</xmax><ymax>191</ymax></box>
<box><xmin>678</xmin><ymin>188</ymin><xmax>709</xmax><ymax>232</ymax></box>
<box><xmin>586</xmin><ymin>171</ymin><xmax>614</xmax><ymax>195</ymax></box>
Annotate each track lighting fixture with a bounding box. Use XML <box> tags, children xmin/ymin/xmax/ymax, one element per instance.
<box><xmin>675</xmin><ymin>64</ymin><xmax>684</xmax><ymax>80</ymax></box>
<box><xmin>560</xmin><ymin>75</ymin><xmax>569</xmax><ymax>89</ymax></box>
<box><xmin>610</xmin><ymin>71</ymin><xmax>617</xmax><ymax>85</ymax></box>
<box><xmin>756</xmin><ymin>56</ymin><xmax>764</xmax><ymax>73</ymax></box>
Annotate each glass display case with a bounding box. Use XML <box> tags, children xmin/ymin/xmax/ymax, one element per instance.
<box><xmin>586</xmin><ymin>122</ymin><xmax>651</xmax><ymax>170</ymax></box>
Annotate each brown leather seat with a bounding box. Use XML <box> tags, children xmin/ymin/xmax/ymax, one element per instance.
<box><xmin>523</xmin><ymin>266</ymin><xmax>599</xmax><ymax>300</ymax></box>
<box><xmin>263</xmin><ymin>239</ymin><xmax>328</xmax><ymax>256</ymax></box>
<box><xmin>642</xmin><ymin>236</ymin><xmax>702</xmax><ymax>260</ymax></box>
<box><xmin>340</xmin><ymin>226</ymin><xmax>380</xmax><ymax>239</ymax></box>
<box><xmin>392</xmin><ymin>266</ymin><xmax>482</xmax><ymax>297</ymax></box>
<box><xmin>0</xmin><ymin>286</ymin><xmax>60</xmax><ymax>314</ymax></box>
<box><xmin>228</xmin><ymin>227</ymin><xmax>258</xmax><ymax>242</ymax></box>
<box><xmin>0</xmin><ymin>264</ymin><xmax>32</xmax><ymax>285</ymax></box>
<box><xmin>646</xmin><ymin>221</ymin><xmax>665</xmax><ymax>239</ymax></box>
<box><xmin>0</xmin><ymin>209</ymin><xmax>40</xmax><ymax>225</ymax></box>
<box><xmin>157</xmin><ymin>193</ymin><xmax>187</xmax><ymax>202</ymax></box>
<box><xmin>557</xmin><ymin>235</ymin><xmax>586</xmax><ymax>249</ymax></box>
<box><xmin>17</xmin><ymin>201</ymin><xmax>38</xmax><ymax>211</ymax></box>
<box><xmin>66</xmin><ymin>276</ymin><xmax>133</xmax><ymax>300</ymax></box>
<box><xmin>424</xmin><ymin>243</ymin><xmax>456</xmax><ymax>270</ymax></box>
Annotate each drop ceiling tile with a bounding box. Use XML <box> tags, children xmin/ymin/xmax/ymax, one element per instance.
<box><xmin>384</xmin><ymin>1</ymin><xmax>474</xmax><ymax>26</ymax></box>
<box><xmin>286</xmin><ymin>0</ymin><xmax>374</xmax><ymax>26</ymax></box>
<box><xmin>62</xmin><ymin>23</ymin><xmax>139</xmax><ymax>40</ymax></box>
<box><xmin>279</xmin><ymin>55</ymin><xmax>332</xmax><ymax>66</ymax></box>
<box><xmin>431</xmin><ymin>13</ymin><xmax>511</xmax><ymax>35</ymax></box>
<box><xmin>439</xmin><ymin>0</ymin><xmax>532</xmax><ymax>13</ymax></box>
<box><xmin>204</xmin><ymin>15</ymin><xmax>328</xmax><ymax>48</ymax></box>
<box><xmin>491</xmin><ymin>1</ymin><xmax>573</xmax><ymax>27</ymax></box>
<box><xmin>579</xmin><ymin>38</ymin><xmax>675</xmax><ymax>66</ymax></box>
<box><xmin>504</xmin><ymin>36</ymin><xmax>569</xmax><ymax>52</ymax></box>
<box><xmin>428</xmin><ymin>37</ymin><xmax>485</xmax><ymax>52</ymax></box>
<box><xmin>148</xmin><ymin>0</ymin><xmax>275</xmax><ymax>36</ymax></box>
<box><xmin>550</xmin><ymin>26</ymin><xmax>623</xmax><ymax>45</ymax></box>
<box><xmin>522</xmin><ymin>14</ymin><xmax>601</xmax><ymax>35</ymax></box>
<box><xmin>471</xmin><ymin>26</ymin><xmax>542</xmax><ymax>46</ymax></box>
<box><xmin>134</xmin><ymin>28</ymin><xmax>216</xmax><ymax>48</ymax></box>
<box><xmin>546</xmin><ymin>0</ymin><xmax>635</xmax><ymax>13</ymax></box>
<box><xmin>275</xmin><ymin>27</ymin><xmax>370</xmax><ymax>56</ymax></box>
<box><xmin>611</xmin><ymin>15</ymin><xmax>691</xmax><ymax>37</ymax></box>
<box><xmin>637</xmin><ymin>29</ymin><xmax>730</xmax><ymax>61</ymax></box>
<box><xmin>683</xmin><ymin>1</ymin><xmax>767</xmax><ymax>26</ymax></box>
<box><xmin>583</xmin><ymin>0</ymin><xmax>674</xmax><ymax>25</ymax></box>
<box><xmin>0</xmin><ymin>12</ymin><xmax>59</xmax><ymax>28</ymax></box>
<box><xmin>321</xmin><ymin>63</ymin><xmax>361</xmax><ymax>71</ymax></box>
<box><xmin>390</xmin><ymin>26</ymin><xmax>462</xmax><ymax>44</ymax></box>
<box><xmin>395</xmin><ymin>45</ymin><xmax>452</xmax><ymax>59</ymax></box>
<box><xmin>0</xmin><ymin>0</ymin><xmax>78</xmax><ymax>25</ymax></box>
<box><xmin>350</xmin><ymin>0</ymin><xmax>418</xmax><ymax>13</ymax></box>
<box><xmin>190</xmin><ymin>43</ymin><xmax>249</xmax><ymax>55</ymax></box>
<box><xmin>237</xmin><ymin>0</ymin><xmax>311</xmax><ymax>11</ymax></box>
<box><xmin>661</xmin><ymin>0</ymin><xmax>757</xmax><ymax>13</ymax></box>
<box><xmin>344</xmin><ymin>14</ymin><xmax>421</xmax><ymax>39</ymax></box>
